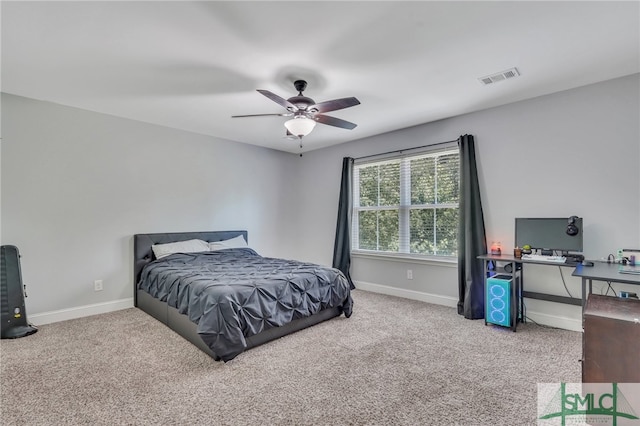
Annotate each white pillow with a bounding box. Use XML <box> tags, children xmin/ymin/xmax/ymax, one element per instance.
<box><xmin>152</xmin><ymin>239</ymin><xmax>210</xmax><ymax>259</ymax></box>
<box><xmin>208</xmin><ymin>235</ymin><xmax>248</xmax><ymax>251</ymax></box>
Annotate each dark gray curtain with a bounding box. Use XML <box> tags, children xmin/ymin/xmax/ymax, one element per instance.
<box><xmin>457</xmin><ymin>135</ymin><xmax>487</xmax><ymax>319</ymax></box>
<box><xmin>333</xmin><ymin>157</ymin><xmax>355</xmax><ymax>289</ymax></box>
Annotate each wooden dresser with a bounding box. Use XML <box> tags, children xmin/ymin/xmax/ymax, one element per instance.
<box><xmin>582</xmin><ymin>294</ymin><xmax>640</xmax><ymax>383</ymax></box>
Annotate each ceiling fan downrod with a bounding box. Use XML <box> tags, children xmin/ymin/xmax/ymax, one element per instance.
<box><xmin>293</xmin><ymin>80</ymin><xmax>308</xmax><ymax>95</ymax></box>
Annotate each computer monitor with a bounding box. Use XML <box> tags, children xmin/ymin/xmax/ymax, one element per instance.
<box><xmin>515</xmin><ymin>217</ymin><xmax>583</xmax><ymax>253</ymax></box>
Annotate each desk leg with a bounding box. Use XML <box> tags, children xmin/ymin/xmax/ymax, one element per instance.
<box><xmin>484</xmin><ymin>259</ymin><xmax>489</xmax><ymax>326</ymax></box>
<box><xmin>511</xmin><ymin>261</ymin><xmax>518</xmax><ymax>332</ymax></box>
<box><xmin>512</xmin><ymin>272</ymin><xmax>517</xmax><ymax>332</ymax></box>
<box><xmin>581</xmin><ymin>277</ymin><xmax>587</xmax><ymax>328</ymax></box>
<box><xmin>519</xmin><ymin>264</ymin><xmax>525</xmax><ymax>324</ymax></box>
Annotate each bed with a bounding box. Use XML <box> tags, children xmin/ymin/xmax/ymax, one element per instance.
<box><xmin>133</xmin><ymin>231</ymin><xmax>353</xmax><ymax>361</ymax></box>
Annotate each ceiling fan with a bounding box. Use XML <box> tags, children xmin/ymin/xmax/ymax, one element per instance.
<box><xmin>232</xmin><ymin>80</ymin><xmax>360</xmax><ymax>140</ymax></box>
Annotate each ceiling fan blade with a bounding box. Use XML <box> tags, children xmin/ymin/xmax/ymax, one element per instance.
<box><xmin>231</xmin><ymin>113</ymin><xmax>292</xmax><ymax>118</ymax></box>
<box><xmin>314</xmin><ymin>114</ymin><xmax>358</xmax><ymax>130</ymax></box>
<box><xmin>309</xmin><ymin>97</ymin><xmax>360</xmax><ymax>113</ymax></box>
<box><xmin>257</xmin><ymin>89</ymin><xmax>298</xmax><ymax>111</ymax></box>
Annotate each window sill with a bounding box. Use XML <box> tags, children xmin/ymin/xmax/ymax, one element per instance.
<box><xmin>352</xmin><ymin>251</ymin><xmax>458</xmax><ymax>268</ymax></box>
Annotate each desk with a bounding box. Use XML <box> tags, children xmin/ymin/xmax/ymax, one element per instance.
<box><xmin>478</xmin><ymin>254</ymin><xmax>581</xmax><ymax>331</ymax></box>
<box><xmin>571</xmin><ymin>261</ymin><xmax>640</xmax><ymax>314</ymax></box>
<box><xmin>571</xmin><ymin>267</ymin><xmax>640</xmax><ymax>383</ymax></box>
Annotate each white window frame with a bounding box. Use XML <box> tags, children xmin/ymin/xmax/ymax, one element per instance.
<box><xmin>352</xmin><ymin>145</ymin><xmax>459</xmax><ymax>261</ymax></box>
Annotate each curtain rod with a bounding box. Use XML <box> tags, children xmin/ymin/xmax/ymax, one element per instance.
<box><xmin>353</xmin><ymin>138</ymin><xmax>459</xmax><ymax>161</ymax></box>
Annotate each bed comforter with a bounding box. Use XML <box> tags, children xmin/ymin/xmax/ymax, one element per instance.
<box><xmin>138</xmin><ymin>248</ymin><xmax>353</xmax><ymax>361</ymax></box>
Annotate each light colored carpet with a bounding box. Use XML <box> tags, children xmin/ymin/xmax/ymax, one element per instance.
<box><xmin>0</xmin><ymin>289</ymin><xmax>581</xmax><ymax>425</ymax></box>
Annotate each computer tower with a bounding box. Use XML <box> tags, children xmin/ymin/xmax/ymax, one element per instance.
<box><xmin>485</xmin><ymin>274</ymin><xmax>513</xmax><ymax>328</ymax></box>
<box><xmin>1</xmin><ymin>245</ymin><xmax>38</xmax><ymax>339</ymax></box>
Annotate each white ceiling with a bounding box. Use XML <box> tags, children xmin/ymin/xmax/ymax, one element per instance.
<box><xmin>2</xmin><ymin>1</ymin><xmax>639</xmax><ymax>153</ymax></box>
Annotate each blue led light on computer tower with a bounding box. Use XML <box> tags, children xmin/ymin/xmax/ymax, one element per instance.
<box><xmin>486</xmin><ymin>274</ymin><xmax>512</xmax><ymax>327</ymax></box>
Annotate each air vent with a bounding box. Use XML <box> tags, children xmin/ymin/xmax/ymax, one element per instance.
<box><xmin>478</xmin><ymin>68</ymin><xmax>520</xmax><ymax>85</ymax></box>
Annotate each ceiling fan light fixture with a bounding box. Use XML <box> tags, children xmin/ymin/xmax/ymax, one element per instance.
<box><xmin>284</xmin><ymin>116</ymin><xmax>316</xmax><ymax>137</ymax></box>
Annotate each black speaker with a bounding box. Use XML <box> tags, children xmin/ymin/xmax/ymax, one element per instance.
<box><xmin>566</xmin><ymin>216</ymin><xmax>579</xmax><ymax>236</ymax></box>
<box><xmin>1</xmin><ymin>245</ymin><xmax>37</xmax><ymax>339</ymax></box>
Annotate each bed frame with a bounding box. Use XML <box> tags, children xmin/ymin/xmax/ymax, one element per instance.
<box><xmin>133</xmin><ymin>231</ymin><xmax>343</xmax><ymax>361</ymax></box>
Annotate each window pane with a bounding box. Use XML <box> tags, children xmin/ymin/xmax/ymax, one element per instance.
<box><xmin>409</xmin><ymin>209</ymin><xmax>435</xmax><ymax>255</ymax></box>
<box><xmin>357</xmin><ymin>162</ymin><xmax>400</xmax><ymax>207</ymax></box>
<box><xmin>378</xmin><ymin>163</ymin><xmax>400</xmax><ymax>206</ymax></box>
<box><xmin>357</xmin><ymin>210</ymin><xmax>399</xmax><ymax>251</ymax></box>
<box><xmin>436</xmin><ymin>153</ymin><xmax>459</xmax><ymax>204</ymax></box>
<box><xmin>358</xmin><ymin>210</ymin><xmax>378</xmax><ymax>250</ymax></box>
<box><xmin>435</xmin><ymin>208</ymin><xmax>459</xmax><ymax>256</ymax></box>
<box><xmin>358</xmin><ymin>167</ymin><xmax>379</xmax><ymax>207</ymax></box>
<box><xmin>378</xmin><ymin>210</ymin><xmax>399</xmax><ymax>252</ymax></box>
<box><xmin>410</xmin><ymin>157</ymin><xmax>435</xmax><ymax>205</ymax></box>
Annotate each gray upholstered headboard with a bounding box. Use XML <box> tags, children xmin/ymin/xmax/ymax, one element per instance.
<box><xmin>133</xmin><ymin>230</ymin><xmax>248</xmax><ymax>299</ymax></box>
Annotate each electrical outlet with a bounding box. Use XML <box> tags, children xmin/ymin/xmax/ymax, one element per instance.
<box><xmin>94</xmin><ymin>280</ymin><xmax>103</xmax><ymax>291</ymax></box>
<box><xmin>407</xmin><ymin>270</ymin><xmax>413</xmax><ymax>280</ymax></box>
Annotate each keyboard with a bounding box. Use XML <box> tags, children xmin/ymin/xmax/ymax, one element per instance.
<box><xmin>521</xmin><ymin>254</ymin><xmax>567</xmax><ymax>263</ymax></box>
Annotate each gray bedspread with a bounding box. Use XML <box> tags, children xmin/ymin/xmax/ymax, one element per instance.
<box><xmin>138</xmin><ymin>248</ymin><xmax>353</xmax><ymax>361</ymax></box>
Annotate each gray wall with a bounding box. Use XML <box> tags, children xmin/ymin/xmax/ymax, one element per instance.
<box><xmin>1</xmin><ymin>94</ymin><xmax>300</xmax><ymax>317</ymax></box>
<box><xmin>2</xmin><ymin>73</ymin><xmax>638</xmax><ymax>329</ymax></box>
<box><xmin>293</xmin><ymin>73</ymin><xmax>640</xmax><ymax>329</ymax></box>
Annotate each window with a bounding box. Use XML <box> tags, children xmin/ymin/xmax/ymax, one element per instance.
<box><xmin>352</xmin><ymin>147</ymin><xmax>460</xmax><ymax>258</ymax></box>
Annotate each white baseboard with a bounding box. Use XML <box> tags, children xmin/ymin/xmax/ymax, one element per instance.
<box><xmin>29</xmin><ymin>298</ymin><xmax>134</xmax><ymax>326</ymax></box>
<box><xmin>354</xmin><ymin>281</ymin><xmax>459</xmax><ymax>308</ymax></box>
<box><xmin>355</xmin><ymin>281</ymin><xmax>582</xmax><ymax>332</ymax></box>
<box><xmin>28</xmin><ymin>286</ymin><xmax>583</xmax><ymax>332</ymax></box>
<box><xmin>523</xmin><ymin>310</ymin><xmax>582</xmax><ymax>332</ymax></box>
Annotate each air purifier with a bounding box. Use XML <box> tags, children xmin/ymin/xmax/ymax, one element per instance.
<box><xmin>1</xmin><ymin>245</ymin><xmax>38</xmax><ymax>339</ymax></box>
